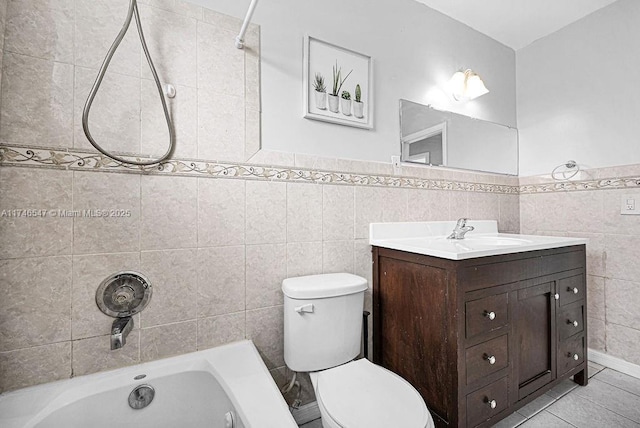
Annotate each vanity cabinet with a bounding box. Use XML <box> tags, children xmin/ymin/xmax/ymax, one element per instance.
<box><xmin>372</xmin><ymin>245</ymin><xmax>587</xmax><ymax>428</ymax></box>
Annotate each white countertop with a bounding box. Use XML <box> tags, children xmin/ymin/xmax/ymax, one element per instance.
<box><xmin>369</xmin><ymin>221</ymin><xmax>587</xmax><ymax>260</ymax></box>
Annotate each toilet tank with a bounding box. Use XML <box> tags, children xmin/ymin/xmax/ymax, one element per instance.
<box><xmin>283</xmin><ymin>273</ymin><xmax>368</xmax><ymax>372</ymax></box>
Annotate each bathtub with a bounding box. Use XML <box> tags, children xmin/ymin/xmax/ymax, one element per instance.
<box><xmin>0</xmin><ymin>340</ymin><xmax>298</xmax><ymax>428</ymax></box>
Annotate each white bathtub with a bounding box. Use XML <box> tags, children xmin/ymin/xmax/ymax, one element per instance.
<box><xmin>0</xmin><ymin>340</ymin><xmax>297</xmax><ymax>428</ymax></box>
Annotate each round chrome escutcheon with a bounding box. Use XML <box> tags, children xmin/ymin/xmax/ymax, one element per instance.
<box><xmin>96</xmin><ymin>271</ymin><xmax>152</xmax><ymax>318</ymax></box>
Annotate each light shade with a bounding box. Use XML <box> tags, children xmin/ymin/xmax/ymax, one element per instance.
<box><xmin>449</xmin><ymin>69</ymin><xmax>489</xmax><ymax>101</ymax></box>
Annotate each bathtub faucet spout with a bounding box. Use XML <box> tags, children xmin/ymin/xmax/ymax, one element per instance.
<box><xmin>111</xmin><ymin>316</ymin><xmax>134</xmax><ymax>350</ymax></box>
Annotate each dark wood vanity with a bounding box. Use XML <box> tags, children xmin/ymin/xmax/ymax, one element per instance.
<box><xmin>372</xmin><ymin>244</ymin><xmax>587</xmax><ymax>428</ymax></box>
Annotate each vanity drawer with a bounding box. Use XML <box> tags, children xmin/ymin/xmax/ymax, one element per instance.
<box><xmin>466</xmin><ymin>335</ymin><xmax>509</xmax><ymax>385</ymax></box>
<box><xmin>466</xmin><ymin>293</ymin><xmax>509</xmax><ymax>339</ymax></box>
<box><xmin>557</xmin><ymin>303</ymin><xmax>584</xmax><ymax>341</ymax></box>
<box><xmin>466</xmin><ymin>377</ymin><xmax>509</xmax><ymax>427</ymax></box>
<box><xmin>558</xmin><ymin>334</ymin><xmax>585</xmax><ymax>376</ymax></box>
<box><xmin>557</xmin><ymin>274</ymin><xmax>585</xmax><ymax>306</ymax></box>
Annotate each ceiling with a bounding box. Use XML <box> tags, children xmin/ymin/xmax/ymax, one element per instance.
<box><xmin>415</xmin><ymin>0</ymin><xmax>619</xmax><ymax>50</ymax></box>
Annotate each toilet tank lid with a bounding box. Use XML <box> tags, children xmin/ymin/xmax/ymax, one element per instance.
<box><xmin>282</xmin><ymin>273</ymin><xmax>368</xmax><ymax>299</ymax></box>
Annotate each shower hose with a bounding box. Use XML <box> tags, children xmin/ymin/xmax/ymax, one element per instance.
<box><xmin>82</xmin><ymin>0</ymin><xmax>175</xmax><ymax>166</ymax></box>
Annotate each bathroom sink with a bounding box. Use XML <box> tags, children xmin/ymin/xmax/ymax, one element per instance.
<box><xmin>369</xmin><ymin>220</ymin><xmax>587</xmax><ymax>260</ymax></box>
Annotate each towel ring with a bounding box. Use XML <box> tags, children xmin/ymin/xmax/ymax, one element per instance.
<box><xmin>551</xmin><ymin>160</ymin><xmax>580</xmax><ymax>181</ymax></box>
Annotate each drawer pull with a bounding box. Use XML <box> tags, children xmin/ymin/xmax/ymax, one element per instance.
<box><xmin>568</xmin><ymin>320</ymin><xmax>579</xmax><ymax>327</ymax></box>
<box><xmin>567</xmin><ymin>352</ymin><xmax>579</xmax><ymax>360</ymax></box>
<box><xmin>484</xmin><ymin>354</ymin><xmax>496</xmax><ymax>365</ymax></box>
<box><xmin>488</xmin><ymin>399</ymin><xmax>497</xmax><ymax>409</ymax></box>
<box><xmin>554</xmin><ymin>293</ymin><xmax>560</xmax><ymax>300</ymax></box>
<box><xmin>484</xmin><ymin>311</ymin><xmax>496</xmax><ymax>320</ymax></box>
<box><xmin>570</xmin><ymin>287</ymin><xmax>579</xmax><ymax>294</ymax></box>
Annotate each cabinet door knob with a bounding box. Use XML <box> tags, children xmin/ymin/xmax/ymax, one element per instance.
<box><xmin>554</xmin><ymin>293</ymin><xmax>560</xmax><ymax>300</ymax></box>
<box><xmin>571</xmin><ymin>287</ymin><xmax>579</xmax><ymax>294</ymax></box>
<box><xmin>568</xmin><ymin>353</ymin><xmax>579</xmax><ymax>360</ymax></box>
<box><xmin>570</xmin><ymin>320</ymin><xmax>579</xmax><ymax>327</ymax></box>
<box><xmin>484</xmin><ymin>311</ymin><xmax>496</xmax><ymax>320</ymax></box>
<box><xmin>484</xmin><ymin>354</ymin><xmax>496</xmax><ymax>365</ymax></box>
<box><xmin>488</xmin><ymin>399</ymin><xmax>497</xmax><ymax>409</ymax></box>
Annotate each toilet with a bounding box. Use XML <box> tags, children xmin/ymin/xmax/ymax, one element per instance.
<box><xmin>282</xmin><ymin>273</ymin><xmax>434</xmax><ymax>428</ymax></box>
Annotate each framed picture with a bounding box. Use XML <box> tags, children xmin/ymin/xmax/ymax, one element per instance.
<box><xmin>303</xmin><ymin>35</ymin><xmax>374</xmax><ymax>129</ymax></box>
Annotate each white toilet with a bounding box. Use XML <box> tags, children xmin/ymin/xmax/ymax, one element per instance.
<box><xmin>282</xmin><ymin>273</ymin><xmax>434</xmax><ymax>428</ymax></box>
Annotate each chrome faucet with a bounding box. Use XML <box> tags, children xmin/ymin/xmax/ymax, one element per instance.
<box><xmin>447</xmin><ymin>218</ymin><xmax>475</xmax><ymax>240</ymax></box>
<box><xmin>111</xmin><ymin>316</ymin><xmax>134</xmax><ymax>350</ymax></box>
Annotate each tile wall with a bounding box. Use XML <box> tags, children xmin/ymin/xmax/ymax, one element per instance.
<box><xmin>520</xmin><ymin>165</ymin><xmax>640</xmax><ymax>368</ymax></box>
<box><xmin>0</xmin><ymin>0</ymin><xmax>519</xmax><ymax>402</ymax></box>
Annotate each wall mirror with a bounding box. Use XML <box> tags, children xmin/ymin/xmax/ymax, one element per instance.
<box><xmin>400</xmin><ymin>100</ymin><xmax>518</xmax><ymax>175</ymax></box>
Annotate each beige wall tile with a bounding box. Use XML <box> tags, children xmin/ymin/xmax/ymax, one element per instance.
<box><xmin>74</xmin><ymin>66</ymin><xmax>141</xmax><ymax>153</ymax></box>
<box><xmin>71</xmin><ymin>252</ymin><xmax>140</xmax><ymax>339</ymax></box>
<box><xmin>406</xmin><ymin>189</ymin><xmax>449</xmax><ymax>222</ymax></box>
<box><xmin>323</xmin><ymin>185</ymin><xmax>355</xmax><ymax>241</ymax></box>
<box><xmin>468</xmin><ymin>192</ymin><xmax>500</xmax><ymax>222</ymax></box>
<box><xmin>141</xmin><ymin>81</ymin><xmax>197</xmax><ymax>159</ymax></box>
<box><xmin>138</xmin><ymin>5</ymin><xmax>197</xmax><ymax>88</ymax></box>
<box><xmin>449</xmin><ymin>191</ymin><xmax>470</xmax><ymax>221</ymax></box>
<box><xmin>0</xmin><ymin>167</ymin><xmax>72</xmax><ymax>259</ymax></box>
<box><xmin>286</xmin><ymin>242</ymin><xmax>322</xmax><ymax>278</ymax></box>
<box><xmin>355</xmin><ymin>187</ymin><xmax>408</xmax><ymax>239</ymax></box>
<box><xmin>197</xmin><ymin>312</ymin><xmax>245</xmax><ymax>350</ymax></box>
<box><xmin>587</xmin><ymin>317</ymin><xmax>605</xmax><ymax>352</ymax></box>
<box><xmin>1</xmin><ymin>53</ymin><xmax>73</xmax><ymax>146</ymax></box>
<box><xmin>563</xmin><ymin>191</ymin><xmax>604</xmax><ymax>234</ymax></box>
<box><xmin>245</xmin><ymin>108</ymin><xmax>261</xmax><ymax>161</ymax></box>
<box><xmin>587</xmin><ymin>276</ymin><xmax>605</xmax><ymax>322</ymax></box>
<box><xmin>246</xmin><ymin>305</ymin><xmax>284</xmax><ymax>369</ymax></box>
<box><xmin>198</xmin><ymin>178</ymin><xmax>245</xmax><ymax>247</ymax></box>
<box><xmin>4</xmin><ymin>0</ymin><xmax>73</xmax><ymax>63</ymax></box>
<box><xmin>140</xmin><ymin>249</ymin><xmax>197</xmax><ymax>327</ymax></box>
<box><xmin>74</xmin><ymin>0</ymin><xmax>140</xmax><ymax>77</ymax></box>
<box><xmin>606</xmin><ymin>278</ymin><xmax>640</xmax><ymax>328</ymax></box>
<box><xmin>197</xmin><ymin>18</ymin><xmax>244</xmax><ymax>96</ymax></box>
<box><xmin>197</xmin><ymin>246</ymin><xmax>245</xmax><ymax>318</ymax></box>
<box><xmin>0</xmin><ymin>0</ymin><xmax>6</xmax><ymax>50</ymax></box>
<box><xmin>72</xmin><ymin>171</ymin><xmax>140</xmax><ymax>255</ymax></box>
<box><xmin>138</xmin><ymin>0</ymin><xmax>203</xmax><ymax>19</ymax></box>
<box><xmin>246</xmin><ymin>244</ymin><xmax>286</xmax><ymax>309</ymax></box>
<box><xmin>499</xmin><ymin>194</ymin><xmax>520</xmax><ymax>232</ymax></box>
<box><xmin>0</xmin><ymin>342</ymin><xmax>71</xmax><ymax>393</ymax></box>
<box><xmin>197</xmin><ymin>89</ymin><xmax>245</xmax><ymax>161</ymax></box>
<box><xmin>519</xmin><ymin>194</ymin><xmax>538</xmax><ymax>234</ymax></box>
<box><xmin>567</xmin><ymin>232</ymin><xmax>605</xmax><ymax>277</ymax></box>
<box><xmin>602</xmin><ymin>189</ymin><xmax>640</xmax><ymax>235</ymax></box>
<box><xmin>140</xmin><ymin>320</ymin><xmax>196</xmax><ymax>362</ymax></box>
<box><xmin>247</xmin><ymin>149</ymin><xmax>294</xmax><ymax>167</ymax></box>
<box><xmin>0</xmin><ymin>256</ymin><xmax>71</xmax><ymax>351</ymax></box>
<box><xmin>141</xmin><ymin>175</ymin><xmax>197</xmax><ymax>250</ymax></box>
<box><xmin>72</xmin><ymin>331</ymin><xmax>139</xmax><ymax>376</ymax></box>
<box><xmin>201</xmin><ymin>8</ymin><xmax>241</xmax><ymax>33</ymax></box>
<box><xmin>245</xmin><ymin>181</ymin><xmax>286</xmax><ymax>245</ymax></box>
<box><xmin>354</xmin><ymin>240</ymin><xmax>373</xmax><ymax>286</ymax></box>
<box><xmin>323</xmin><ymin>241</ymin><xmax>354</xmax><ymax>274</ymax></box>
<box><xmin>605</xmin><ymin>235</ymin><xmax>640</xmax><ymax>282</ymax></box>
<box><xmin>245</xmin><ymin>29</ymin><xmax>261</xmax><ymax>112</ymax></box>
<box><xmin>287</xmin><ymin>183</ymin><xmax>322</xmax><ymax>243</ymax></box>
<box><xmin>606</xmin><ymin>323</ymin><xmax>640</xmax><ymax>365</ymax></box>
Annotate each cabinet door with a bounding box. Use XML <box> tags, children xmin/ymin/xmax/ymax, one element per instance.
<box><xmin>514</xmin><ymin>280</ymin><xmax>556</xmax><ymax>400</ymax></box>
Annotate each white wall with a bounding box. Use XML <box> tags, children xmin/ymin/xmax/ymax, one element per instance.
<box><xmin>190</xmin><ymin>0</ymin><xmax>516</xmax><ymax>163</ymax></box>
<box><xmin>517</xmin><ymin>0</ymin><xmax>640</xmax><ymax>176</ymax></box>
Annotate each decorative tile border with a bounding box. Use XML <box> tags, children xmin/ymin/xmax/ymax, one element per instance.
<box><xmin>0</xmin><ymin>144</ymin><xmax>519</xmax><ymax>194</ymax></box>
<box><xmin>520</xmin><ymin>177</ymin><xmax>640</xmax><ymax>194</ymax></box>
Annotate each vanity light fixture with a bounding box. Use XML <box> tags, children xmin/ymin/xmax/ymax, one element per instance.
<box><xmin>449</xmin><ymin>69</ymin><xmax>489</xmax><ymax>101</ymax></box>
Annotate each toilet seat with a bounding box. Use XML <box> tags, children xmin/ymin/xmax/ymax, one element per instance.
<box><xmin>313</xmin><ymin>359</ymin><xmax>433</xmax><ymax>428</ymax></box>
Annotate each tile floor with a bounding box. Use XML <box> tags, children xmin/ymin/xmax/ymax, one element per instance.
<box><xmin>299</xmin><ymin>362</ymin><xmax>640</xmax><ymax>427</ymax></box>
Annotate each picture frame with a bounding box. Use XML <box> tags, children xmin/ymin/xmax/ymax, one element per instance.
<box><xmin>303</xmin><ymin>35</ymin><xmax>374</xmax><ymax>130</ymax></box>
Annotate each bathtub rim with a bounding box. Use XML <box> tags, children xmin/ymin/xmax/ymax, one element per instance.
<box><xmin>0</xmin><ymin>339</ymin><xmax>297</xmax><ymax>428</ymax></box>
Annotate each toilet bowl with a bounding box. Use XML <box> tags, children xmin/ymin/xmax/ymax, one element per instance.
<box><xmin>282</xmin><ymin>273</ymin><xmax>435</xmax><ymax>428</ymax></box>
<box><xmin>310</xmin><ymin>359</ymin><xmax>434</xmax><ymax>428</ymax></box>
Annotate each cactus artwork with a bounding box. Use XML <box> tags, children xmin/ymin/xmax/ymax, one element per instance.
<box><xmin>353</xmin><ymin>83</ymin><xmax>364</xmax><ymax>119</ymax></box>
<box><xmin>355</xmin><ymin>84</ymin><xmax>362</xmax><ymax>103</ymax></box>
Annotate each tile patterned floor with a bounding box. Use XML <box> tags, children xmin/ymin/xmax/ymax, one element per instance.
<box><xmin>299</xmin><ymin>362</ymin><xmax>640</xmax><ymax>427</ymax></box>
